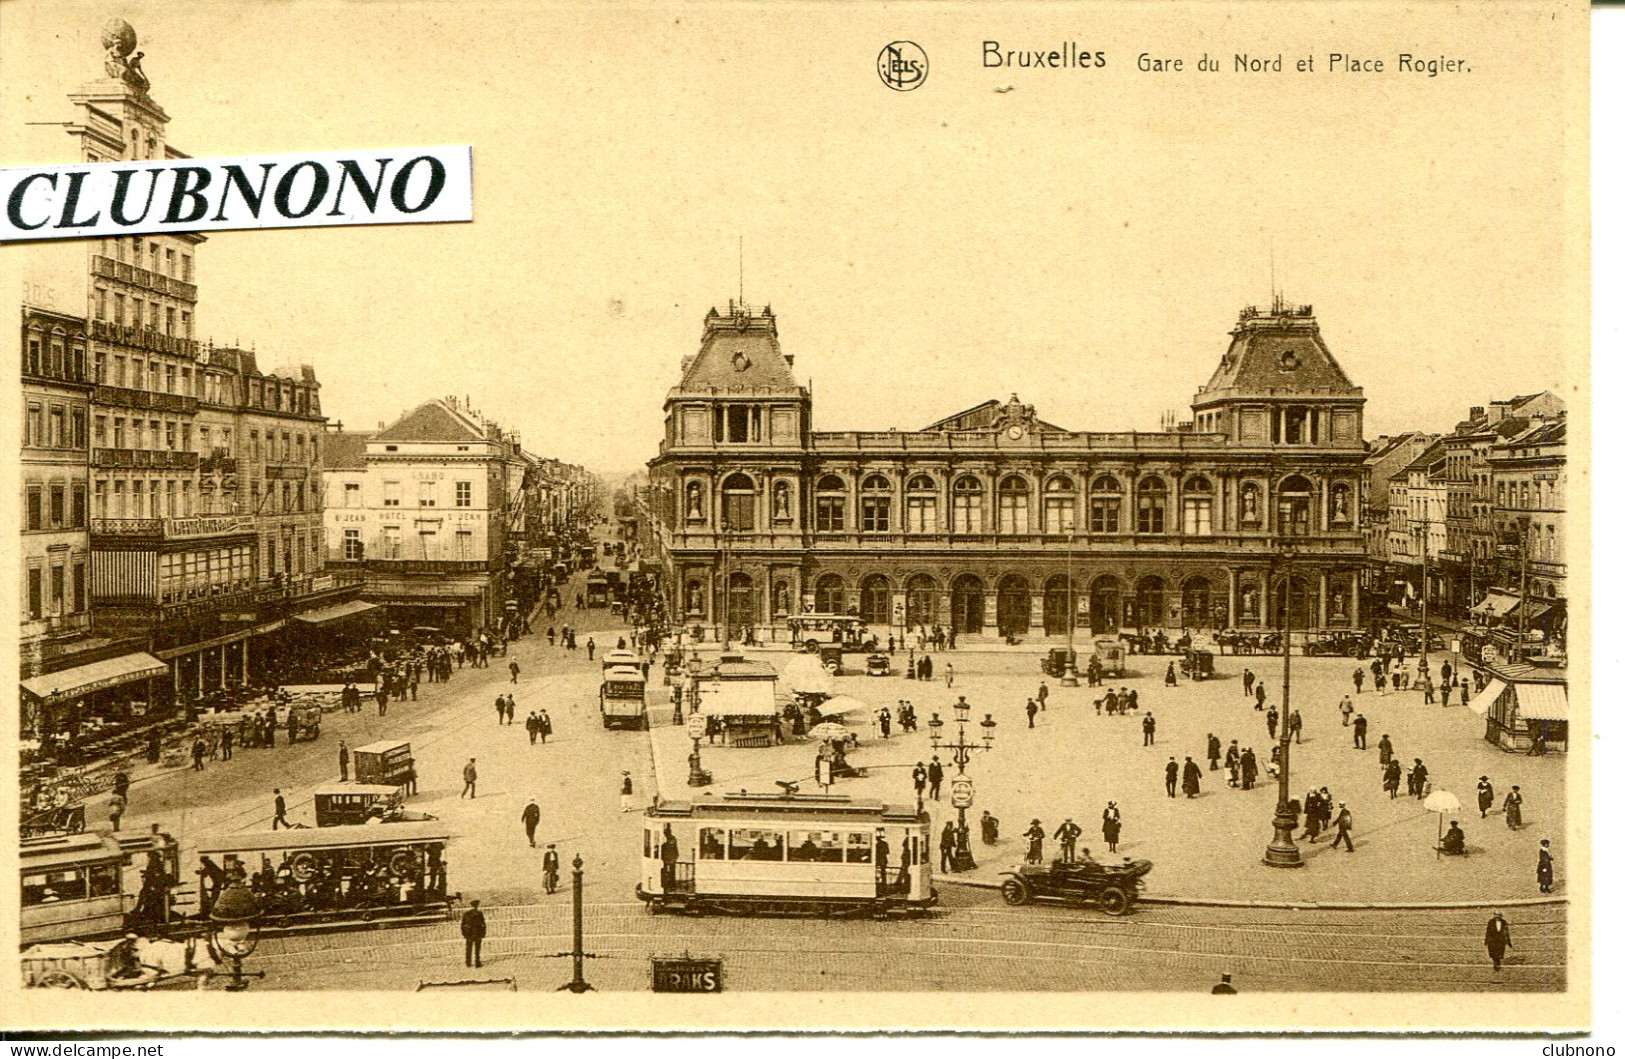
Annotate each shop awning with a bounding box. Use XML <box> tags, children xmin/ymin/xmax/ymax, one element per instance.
<box><xmin>1465</xmin><ymin>677</ymin><xmax>1507</xmax><ymax>717</ymax></box>
<box><xmin>1507</xmin><ymin>599</ymin><xmax>1554</xmax><ymax>626</ymax></box>
<box><xmin>293</xmin><ymin>599</ymin><xmax>380</xmax><ymax>625</ymax></box>
<box><xmin>697</xmin><ymin>680</ymin><xmax>779</xmax><ymax>717</ymax></box>
<box><xmin>1516</xmin><ymin>682</ymin><xmax>1568</xmax><ymax>721</ymax></box>
<box><xmin>20</xmin><ymin>652</ymin><xmax>168</xmax><ymax>705</ymax></box>
<box><xmin>1472</xmin><ymin>592</ymin><xmax>1522</xmax><ymax>619</ymax></box>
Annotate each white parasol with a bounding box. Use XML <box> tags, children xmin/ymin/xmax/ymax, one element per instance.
<box><xmin>783</xmin><ymin>654</ymin><xmax>835</xmax><ymax>695</ymax></box>
<box><xmin>1423</xmin><ymin>788</ymin><xmax>1461</xmax><ymax>857</ymax></box>
<box><xmin>818</xmin><ymin>695</ymin><xmax>871</xmax><ymax>718</ymax></box>
<box><xmin>809</xmin><ymin>722</ymin><xmax>849</xmax><ymax>743</ymax></box>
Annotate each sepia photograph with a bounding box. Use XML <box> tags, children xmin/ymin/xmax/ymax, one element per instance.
<box><xmin>2</xmin><ymin>0</ymin><xmax>1592</xmax><ymax>1035</ymax></box>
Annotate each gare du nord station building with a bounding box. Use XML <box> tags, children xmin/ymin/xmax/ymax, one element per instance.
<box><xmin>647</xmin><ymin>298</ymin><xmax>1369</xmax><ymax>642</ymax></box>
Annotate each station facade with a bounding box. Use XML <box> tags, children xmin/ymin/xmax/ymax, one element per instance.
<box><xmin>648</xmin><ymin>299</ymin><xmax>1369</xmax><ymax>641</ymax></box>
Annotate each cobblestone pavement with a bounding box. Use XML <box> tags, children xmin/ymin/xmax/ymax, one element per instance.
<box><xmin>247</xmin><ymin>886</ymin><xmax>1565</xmax><ymax>993</ymax></box>
<box><xmin>649</xmin><ymin>646</ymin><xmax>1568</xmax><ymax>904</ymax></box>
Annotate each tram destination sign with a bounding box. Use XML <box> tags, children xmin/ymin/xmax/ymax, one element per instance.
<box><xmin>650</xmin><ymin>956</ymin><xmax>723</xmax><ymax>993</ymax></box>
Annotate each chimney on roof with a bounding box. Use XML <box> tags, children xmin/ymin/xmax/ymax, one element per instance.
<box><xmin>1470</xmin><ymin>406</ymin><xmax>1485</xmax><ymax>421</ymax></box>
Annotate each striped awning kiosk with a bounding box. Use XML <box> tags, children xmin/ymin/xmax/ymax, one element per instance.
<box><xmin>19</xmin><ymin>652</ymin><xmax>168</xmax><ymax>706</ymax></box>
<box><xmin>1465</xmin><ymin>677</ymin><xmax>1507</xmax><ymax>717</ymax></box>
<box><xmin>1516</xmin><ymin>682</ymin><xmax>1568</xmax><ymax>721</ymax></box>
<box><xmin>292</xmin><ymin>599</ymin><xmax>380</xmax><ymax>625</ymax></box>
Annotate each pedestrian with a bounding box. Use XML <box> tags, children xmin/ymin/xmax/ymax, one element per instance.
<box><xmin>1164</xmin><ymin>757</ymin><xmax>1179</xmax><ymax>798</ymax></box>
<box><xmin>376</xmin><ymin>685</ymin><xmax>389</xmax><ymax>716</ymax></box>
<box><xmin>1378</xmin><ymin>733</ymin><xmax>1394</xmax><ymax>766</ymax></box>
<box><xmin>945</xmin><ymin>663</ymin><xmax>954</xmax><ymax>688</ymax></box>
<box><xmin>1376</xmin><ymin>669</ymin><xmax>1388</xmax><ymax>696</ymax></box>
<box><xmin>981</xmin><ymin>809</ymin><xmax>1000</xmax><ymax>844</ymax></box>
<box><xmin>506</xmin><ymin>694</ymin><xmax>517</xmax><ymax>725</ymax></box>
<box><xmin>107</xmin><ymin>792</ymin><xmax>126</xmax><ymax>832</ymax></box>
<box><xmin>1303</xmin><ymin>790</ymin><xmax>1323</xmax><ymax>842</ymax></box>
<box><xmin>1339</xmin><ymin>695</ymin><xmax>1354</xmax><ymax>726</ymax></box>
<box><xmin>1352</xmin><ymin>714</ymin><xmax>1367</xmax><ymax>749</ymax></box>
<box><xmin>191</xmin><ymin>737</ymin><xmax>207</xmax><ymax>771</ymax></box>
<box><xmin>547</xmin><ymin>626</ymin><xmax>556</xmax><ymax>646</ymax></box>
<box><xmin>1383</xmin><ymin>759</ymin><xmax>1403</xmax><ymax>798</ymax></box>
<box><xmin>620</xmin><ymin>771</ymin><xmax>634</xmax><ymax>812</ymax></box>
<box><xmin>940</xmin><ymin>821</ymin><xmax>956</xmax><ymax>872</ymax></box>
<box><xmin>1504</xmin><ymin>785</ymin><xmax>1524</xmax><ymax>829</ymax></box>
<box><xmin>1288</xmin><ymin>709</ymin><xmax>1302</xmax><ymax>744</ymax></box>
<box><xmin>1037</xmin><ymin>681</ymin><xmax>1049</xmax><ymax>710</ymax></box>
<box><xmin>510</xmin><ymin>660</ymin><xmax>521</xmax><ymax>683</ymax></box>
<box><xmin>462</xmin><ymin>758</ymin><xmax>478</xmax><ymax>799</ymax></box>
<box><xmin>1412</xmin><ymin>758</ymin><xmax>1430</xmax><ymax>799</ymax></box>
<box><xmin>1243</xmin><ymin>668</ymin><xmax>1255</xmax><ymax>698</ymax></box>
<box><xmin>1182</xmin><ymin>756</ymin><xmax>1202</xmax><ymax>798</ymax></box>
<box><xmin>912</xmin><ymin>762</ymin><xmax>928</xmax><ymax>802</ymax></box>
<box><xmin>587</xmin><ymin>638</ymin><xmax>596</xmax><ymax>661</ymax></box>
<box><xmin>527</xmin><ymin>711</ymin><xmax>540</xmax><ymax>745</ymax></box>
<box><xmin>461</xmin><ymin>900</ymin><xmax>487</xmax><ymax>968</ymax></box>
<box><xmin>879</xmin><ymin>706</ymin><xmax>892</xmax><ymax>739</ymax></box>
<box><xmin>1024</xmin><ymin>819</ymin><xmax>1045</xmax><ymax>863</ymax></box>
<box><xmin>1225</xmin><ymin>741</ymin><xmax>1241</xmax><ymax>786</ymax></box>
<box><xmin>539</xmin><ymin>709</ymin><xmax>552</xmax><ymax>743</ymax></box>
<box><xmin>928</xmin><ymin>757</ymin><xmax>944</xmax><ymax>801</ymax></box>
<box><xmin>1054</xmin><ymin>818</ymin><xmax>1082</xmax><ymax>861</ymax></box>
<box><xmin>1477</xmin><ymin>776</ymin><xmax>1495</xmax><ymax>818</ymax></box>
<box><xmin>338</xmin><ymin>740</ymin><xmax>349</xmax><ymax>782</ymax></box>
<box><xmin>1537</xmin><ymin>839</ymin><xmax>1554</xmax><ymax>893</ymax></box>
<box><xmin>521</xmin><ymin>798</ymin><xmax>541</xmax><ymax>847</ymax></box>
<box><xmin>1422</xmin><ymin>674</ymin><xmax>1435</xmax><ymax>704</ymax></box>
<box><xmin>1240</xmin><ymin>747</ymin><xmax>1258</xmax><ymax>790</ymax></box>
<box><xmin>543</xmin><ymin>845</ymin><xmax>560</xmax><ymax>894</ymax></box>
<box><xmin>112</xmin><ymin>770</ymin><xmax>131</xmax><ymax>801</ymax></box>
<box><xmin>1164</xmin><ymin>660</ymin><xmax>1178</xmax><ymax>686</ymax></box>
<box><xmin>1255</xmin><ymin>683</ymin><xmax>1267</xmax><ymax>711</ymax></box>
<box><xmin>1211</xmin><ymin>973</ymin><xmax>1238</xmax><ymax>994</ymax></box>
<box><xmin>220</xmin><ymin>726</ymin><xmax>233</xmax><ymax>760</ymax></box>
<box><xmin>1142</xmin><ymin>712</ymin><xmax>1156</xmax><ymax>746</ymax></box>
<box><xmin>1266</xmin><ymin>706</ymin><xmax>1279</xmax><ymax>741</ymax></box>
<box><xmin>1484</xmin><ymin>912</ymin><xmax>1512</xmax><ymax>971</ymax></box>
<box><xmin>271</xmin><ymin>789</ymin><xmax>290</xmax><ymax>830</ymax></box>
<box><xmin>1026</xmin><ymin>699</ymin><xmax>1039</xmax><ymax>729</ymax></box>
<box><xmin>1207</xmin><ymin>732</ymin><xmax>1222</xmax><ymax>771</ymax></box>
<box><xmin>1101</xmin><ymin>802</ymin><xmax>1121</xmax><ymax>852</ymax></box>
<box><xmin>1353</xmin><ymin>667</ymin><xmax>1364</xmax><ymax>694</ymax></box>
<box><xmin>1330</xmin><ymin>803</ymin><xmax>1354</xmax><ymax>851</ymax></box>
<box><xmin>496</xmin><ymin>694</ymin><xmax>507</xmax><ymax>726</ymax></box>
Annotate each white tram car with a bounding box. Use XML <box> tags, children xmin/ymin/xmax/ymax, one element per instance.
<box><xmin>636</xmin><ymin>792</ymin><xmax>936</xmax><ymax>917</ymax></box>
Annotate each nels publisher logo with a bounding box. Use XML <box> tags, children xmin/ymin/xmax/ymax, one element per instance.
<box><xmin>878</xmin><ymin>41</ymin><xmax>928</xmax><ymax>91</ymax></box>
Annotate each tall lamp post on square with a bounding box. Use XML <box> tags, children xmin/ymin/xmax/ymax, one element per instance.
<box><xmin>928</xmin><ymin>699</ymin><xmax>996</xmax><ymax>872</ymax></box>
<box><xmin>1263</xmin><ymin>531</ymin><xmax>1304</xmax><ymax>869</ymax></box>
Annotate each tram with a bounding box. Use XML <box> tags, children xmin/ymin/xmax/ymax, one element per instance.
<box><xmin>600</xmin><ymin>665</ymin><xmax>649</xmax><ymax>729</ymax></box>
<box><xmin>21</xmin><ymin>826</ymin><xmax>181</xmax><ymax>946</ymax></box>
<box><xmin>636</xmin><ymin>792</ymin><xmax>936</xmax><ymax>917</ymax></box>
<box><xmin>194</xmin><ymin>822</ymin><xmax>455</xmax><ymax>933</ymax></box>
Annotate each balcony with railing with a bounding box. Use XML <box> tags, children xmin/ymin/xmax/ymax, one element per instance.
<box><xmin>90</xmin><ymin>514</ymin><xmax>257</xmax><ymax>542</ymax></box>
<box><xmin>199</xmin><ymin>451</ymin><xmax>239</xmax><ymax>475</ymax></box>
<box><xmin>91</xmin><ymin>447</ymin><xmax>200</xmax><ymax>471</ymax></box>
<box><xmin>262</xmin><ymin>461</ymin><xmax>310</xmax><ymax>480</ymax></box>
<box><xmin>90</xmin><ymin>319</ymin><xmax>201</xmax><ymax>359</ymax></box>
<box><xmin>92</xmin><ymin>384</ymin><xmax>200</xmax><ymax>415</ymax></box>
<box><xmin>92</xmin><ymin>255</ymin><xmax>199</xmax><ymax>301</ymax></box>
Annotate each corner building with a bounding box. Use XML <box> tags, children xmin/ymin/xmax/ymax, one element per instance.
<box><xmin>648</xmin><ymin>300</ymin><xmax>1368</xmax><ymax>641</ymax></box>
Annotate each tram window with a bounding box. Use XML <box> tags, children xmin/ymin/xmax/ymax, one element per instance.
<box><xmin>88</xmin><ymin>864</ymin><xmax>120</xmax><ymax>898</ymax></box>
<box><xmin>788</xmin><ymin>830</ymin><xmax>845</xmax><ymax>863</ymax></box>
<box><xmin>644</xmin><ymin>829</ymin><xmax>653</xmax><ymax>858</ymax></box>
<box><xmin>23</xmin><ymin>869</ymin><xmax>88</xmax><ymax>904</ymax></box>
<box><xmin>729</xmin><ymin>828</ymin><xmax>785</xmax><ymax>861</ymax></box>
<box><xmin>846</xmin><ymin>832</ymin><xmax>873</xmax><ymax>864</ymax></box>
<box><xmin>699</xmin><ymin>827</ymin><xmax>726</xmax><ymax>860</ymax></box>
<box><xmin>920</xmin><ymin>830</ymin><xmax>929</xmax><ymax>864</ymax></box>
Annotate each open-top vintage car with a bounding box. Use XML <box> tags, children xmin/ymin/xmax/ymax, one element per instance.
<box><xmin>999</xmin><ymin>857</ymin><xmax>1154</xmax><ymax>915</ymax></box>
<box><xmin>864</xmin><ymin>654</ymin><xmax>891</xmax><ymax>677</ymax></box>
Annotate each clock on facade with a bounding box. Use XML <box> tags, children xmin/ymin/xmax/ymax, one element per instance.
<box><xmin>1006</xmin><ymin>425</ymin><xmax>1025</xmax><ymax>440</ymax></box>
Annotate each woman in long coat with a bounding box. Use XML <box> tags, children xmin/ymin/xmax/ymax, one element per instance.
<box><xmin>1503</xmin><ymin>786</ymin><xmax>1524</xmax><ymax>829</ymax></box>
<box><xmin>1477</xmin><ymin>776</ymin><xmax>1496</xmax><ymax>818</ymax></box>
<box><xmin>1101</xmin><ymin>803</ymin><xmax>1122</xmax><ymax>853</ymax></box>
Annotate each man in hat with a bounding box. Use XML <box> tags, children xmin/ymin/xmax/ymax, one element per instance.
<box><xmin>543</xmin><ymin>845</ymin><xmax>561</xmax><ymax>894</ymax></box>
<box><xmin>1330</xmin><ymin>802</ymin><xmax>1355</xmax><ymax>851</ymax></box>
<box><xmin>271</xmin><ymin>788</ymin><xmax>290</xmax><ymax>830</ymax></box>
<box><xmin>1164</xmin><ymin>757</ymin><xmax>1180</xmax><ymax>798</ymax></box>
<box><xmin>521</xmin><ymin>798</ymin><xmax>541</xmax><ymax>847</ymax></box>
<box><xmin>1441</xmin><ymin>819</ymin><xmax>1467</xmax><ymax>856</ymax></box>
<box><xmin>338</xmin><ymin>740</ymin><xmax>350</xmax><ymax>782</ymax></box>
<box><xmin>1211</xmin><ymin>973</ymin><xmax>1237</xmax><ymax>994</ymax></box>
<box><xmin>1352</xmin><ymin>713</ymin><xmax>1368</xmax><ymax>750</ymax></box>
<box><xmin>462</xmin><ymin>758</ymin><xmax>478</xmax><ymax>799</ymax></box>
<box><xmin>1182</xmin><ymin>756</ymin><xmax>1202</xmax><ymax>798</ymax></box>
<box><xmin>1207</xmin><ymin>733</ymin><xmax>1222</xmax><ymax>771</ymax></box>
<box><xmin>620</xmin><ymin>771</ymin><xmax>634</xmax><ymax>812</ymax></box>
<box><xmin>1142</xmin><ymin>711</ymin><xmax>1156</xmax><ymax>746</ymax></box>
<box><xmin>1484</xmin><ymin>912</ymin><xmax>1512</xmax><ymax>971</ymax></box>
<box><xmin>461</xmin><ymin>899</ymin><xmax>487</xmax><ymax>968</ymax></box>
<box><xmin>1054</xmin><ymin>817</ymin><xmax>1082</xmax><ymax>862</ymax></box>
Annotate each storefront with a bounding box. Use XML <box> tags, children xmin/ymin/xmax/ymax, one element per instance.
<box><xmin>19</xmin><ymin>651</ymin><xmax>171</xmax><ymax>764</ymax></box>
<box><xmin>1466</xmin><ymin>665</ymin><xmax>1568</xmax><ymax>753</ymax></box>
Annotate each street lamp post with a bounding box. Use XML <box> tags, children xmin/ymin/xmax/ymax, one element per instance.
<box><xmin>1263</xmin><ymin>536</ymin><xmax>1303</xmax><ymax>869</ymax></box>
<box><xmin>207</xmin><ymin>884</ymin><xmax>264</xmax><ymax>990</ymax></box>
<box><xmin>1516</xmin><ymin>514</ymin><xmax>1532</xmax><ymax>662</ymax></box>
<box><xmin>1061</xmin><ymin>528</ymin><xmax>1080</xmax><ymax>686</ymax></box>
<box><xmin>928</xmin><ymin>700</ymin><xmax>996</xmax><ymax>872</ymax></box>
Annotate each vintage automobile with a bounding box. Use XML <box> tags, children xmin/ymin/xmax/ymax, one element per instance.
<box><xmin>1301</xmin><ymin>631</ymin><xmax>1370</xmax><ymax>657</ymax></box>
<box><xmin>1040</xmin><ymin>647</ymin><xmax>1077</xmax><ymax>678</ymax></box>
<box><xmin>1089</xmin><ymin>639</ymin><xmax>1127</xmax><ymax>678</ymax></box>
<box><xmin>817</xmin><ymin>644</ymin><xmax>845</xmax><ymax>677</ymax></box>
<box><xmin>864</xmin><ymin>654</ymin><xmax>891</xmax><ymax>677</ymax></box>
<box><xmin>1179</xmin><ymin>648</ymin><xmax>1216</xmax><ymax>681</ymax></box>
<box><xmin>313</xmin><ymin>785</ymin><xmax>437</xmax><ymax>827</ymax></box>
<box><xmin>999</xmin><ymin>857</ymin><xmax>1154</xmax><ymax>915</ymax></box>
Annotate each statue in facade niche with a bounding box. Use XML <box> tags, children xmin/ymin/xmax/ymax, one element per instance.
<box><xmin>102</xmin><ymin>19</ymin><xmax>151</xmax><ymax>94</ymax></box>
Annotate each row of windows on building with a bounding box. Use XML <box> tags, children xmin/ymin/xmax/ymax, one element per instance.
<box><xmin>23</xmin><ymin>482</ymin><xmax>88</xmax><ymax>532</ymax></box>
<box><xmin>23</xmin><ymin>329</ymin><xmax>87</xmax><ymax>381</ymax></box>
<box><xmin>92</xmin><ymin>477</ymin><xmax>320</xmax><ymax>519</ymax></box>
<box><xmin>83</xmin><ymin>345</ymin><xmax>317</xmax><ymax>420</ymax></box>
<box><xmin>91</xmin><ymin>415</ymin><xmax>320</xmax><ymax>463</ymax></box>
<box><xmin>102</xmin><ymin>236</ymin><xmax>194</xmax><ymax>283</ymax></box>
<box><xmin>685</xmin><ymin>473</ymin><xmax>1354</xmax><ymax>536</ymax></box>
<box><xmin>22</xmin><ymin>401</ymin><xmax>88</xmax><ymax>450</ymax></box>
<box><xmin>154</xmin><ymin>535</ymin><xmax>324</xmax><ymax>604</ymax></box>
<box><xmin>95</xmin><ymin>287</ymin><xmax>192</xmax><ymax>341</ymax></box>
<box><xmin>338</xmin><ymin>525</ymin><xmax>478</xmax><ymax>561</ymax></box>
<box><xmin>366</xmin><ymin>480</ymin><xmax>476</xmax><ymax>508</ymax></box>
<box><xmin>23</xmin><ymin>559</ymin><xmax>87</xmax><ymax>621</ymax></box>
<box><xmin>1497</xmin><ymin>478</ymin><xmax>1563</xmax><ymax>511</ymax></box>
